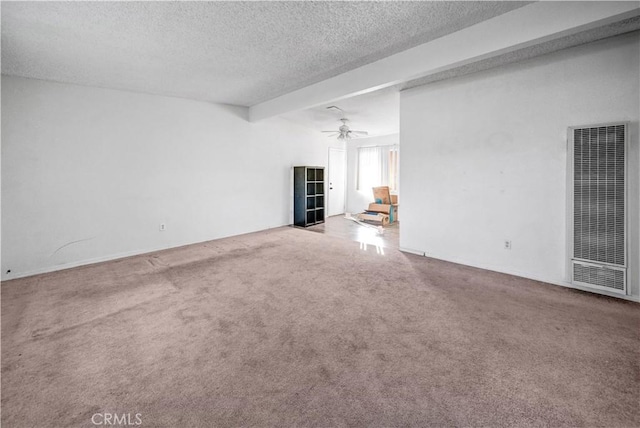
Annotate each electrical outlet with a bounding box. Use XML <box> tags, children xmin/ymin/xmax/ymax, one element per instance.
<box><xmin>159</xmin><ymin>223</ymin><xmax>166</xmax><ymax>231</ymax></box>
<box><xmin>504</xmin><ymin>240</ymin><xmax>511</xmax><ymax>250</ymax></box>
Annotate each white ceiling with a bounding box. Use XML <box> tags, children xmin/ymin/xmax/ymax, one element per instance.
<box><xmin>1</xmin><ymin>1</ymin><xmax>528</xmax><ymax>107</ymax></box>
<box><xmin>3</xmin><ymin>2</ymin><xmax>638</xmax><ymax>139</ymax></box>
<box><xmin>282</xmin><ymin>87</ymin><xmax>400</xmax><ymax>138</ymax></box>
<box><xmin>400</xmin><ymin>15</ymin><xmax>640</xmax><ymax>92</ymax></box>
<box><xmin>285</xmin><ymin>11</ymin><xmax>640</xmax><ymax>138</ymax></box>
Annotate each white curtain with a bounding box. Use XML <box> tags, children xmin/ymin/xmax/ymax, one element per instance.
<box><xmin>357</xmin><ymin>145</ymin><xmax>399</xmax><ymax>192</ymax></box>
<box><xmin>387</xmin><ymin>147</ymin><xmax>399</xmax><ymax>191</ymax></box>
<box><xmin>357</xmin><ymin>146</ymin><xmax>382</xmax><ymax>191</ymax></box>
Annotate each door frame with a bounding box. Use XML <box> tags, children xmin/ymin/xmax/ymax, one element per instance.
<box><xmin>328</xmin><ymin>147</ymin><xmax>347</xmax><ymax>217</ymax></box>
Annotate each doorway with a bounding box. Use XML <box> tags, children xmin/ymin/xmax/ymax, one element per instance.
<box><xmin>328</xmin><ymin>148</ymin><xmax>346</xmax><ymax>216</ymax></box>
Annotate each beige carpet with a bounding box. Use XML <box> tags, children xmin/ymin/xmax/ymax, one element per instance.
<box><xmin>2</xmin><ymin>227</ymin><xmax>639</xmax><ymax>427</ymax></box>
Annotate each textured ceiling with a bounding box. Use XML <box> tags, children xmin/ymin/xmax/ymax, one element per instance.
<box><xmin>400</xmin><ymin>16</ymin><xmax>640</xmax><ymax>92</ymax></box>
<box><xmin>287</xmin><ymin>22</ymin><xmax>640</xmax><ymax>138</ymax></box>
<box><xmin>282</xmin><ymin>87</ymin><xmax>400</xmax><ymax>138</ymax></box>
<box><xmin>1</xmin><ymin>1</ymin><xmax>529</xmax><ymax>106</ymax></box>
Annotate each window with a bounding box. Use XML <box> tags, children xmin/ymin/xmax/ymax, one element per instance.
<box><xmin>357</xmin><ymin>145</ymin><xmax>399</xmax><ymax>192</ymax></box>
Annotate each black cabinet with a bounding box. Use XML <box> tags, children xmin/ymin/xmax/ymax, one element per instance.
<box><xmin>294</xmin><ymin>166</ymin><xmax>325</xmax><ymax>227</ymax></box>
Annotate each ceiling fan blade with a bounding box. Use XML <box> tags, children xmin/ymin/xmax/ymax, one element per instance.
<box><xmin>321</xmin><ymin>130</ymin><xmax>337</xmax><ymax>133</ymax></box>
<box><xmin>326</xmin><ymin>133</ymin><xmax>340</xmax><ymax>137</ymax></box>
<box><xmin>350</xmin><ymin>130</ymin><xmax>369</xmax><ymax>135</ymax></box>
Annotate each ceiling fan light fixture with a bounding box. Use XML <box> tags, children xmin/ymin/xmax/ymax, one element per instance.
<box><xmin>321</xmin><ymin>115</ymin><xmax>367</xmax><ymax>140</ymax></box>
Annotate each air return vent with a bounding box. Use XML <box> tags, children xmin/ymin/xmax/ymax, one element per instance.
<box><xmin>572</xmin><ymin>261</ymin><xmax>625</xmax><ymax>291</ymax></box>
<box><xmin>569</xmin><ymin>123</ymin><xmax>627</xmax><ymax>294</ymax></box>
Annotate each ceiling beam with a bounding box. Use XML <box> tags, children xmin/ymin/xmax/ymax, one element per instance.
<box><xmin>249</xmin><ymin>1</ymin><xmax>640</xmax><ymax>122</ymax></box>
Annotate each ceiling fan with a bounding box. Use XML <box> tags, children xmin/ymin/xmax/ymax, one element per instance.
<box><xmin>322</xmin><ymin>118</ymin><xmax>369</xmax><ymax>140</ymax></box>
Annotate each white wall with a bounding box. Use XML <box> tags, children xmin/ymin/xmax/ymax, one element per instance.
<box><xmin>345</xmin><ymin>134</ymin><xmax>399</xmax><ymax>214</ymax></box>
<box><xmin>1</xmin><ymin>76</ymin><xmax>341</xmax><ymax>279</ymax></box>
<box><xmin>400</xmin><ymin>32</ymin><xmax>640</xmax><ymax>300</ymax></box>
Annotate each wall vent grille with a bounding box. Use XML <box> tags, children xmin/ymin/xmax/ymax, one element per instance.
<box><xmin>572</xmin><ymin>261</ymin><xmax>625</xmax><ymax>291</ymax></box>
<box><xmin>570</xmin><ymin>124</ymin><xmax>626</xmax><ymax>294</ymax></box>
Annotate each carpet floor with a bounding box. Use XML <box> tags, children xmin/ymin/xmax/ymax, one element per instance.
<box><xmin>2</xmin><ymin>227</ymin><xmax>639</xmax><ymax>427</ymax></box>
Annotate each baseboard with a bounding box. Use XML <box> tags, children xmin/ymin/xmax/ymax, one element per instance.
<box><xmin>2</xmin><ymin>223</ymin><xmax>290</xmax><ymax>282</ymax></box>
<box><xmin>6</xmin><ymin>232</ymin><xmax>639</xmax><ymax>304</ymax></box>
<box><xmin>3</xmin><ymin>246</ymin><xmax>172</xmax><ymax>281</ymax></box>
<box><xmin>399</xmin><ymin>247</ymin><xmax>426</xmax><ymax>256</ymax></box>
<box><xmin>399</xmin><ymin>249</ymin><xmax>640</xmax><ymax>303</ymax></box>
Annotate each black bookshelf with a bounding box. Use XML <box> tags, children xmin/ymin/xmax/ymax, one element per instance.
<box><xmin>293</xmin><ymin>166</ymin><xmax>325</xmax><ymax>227</ymax></box>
